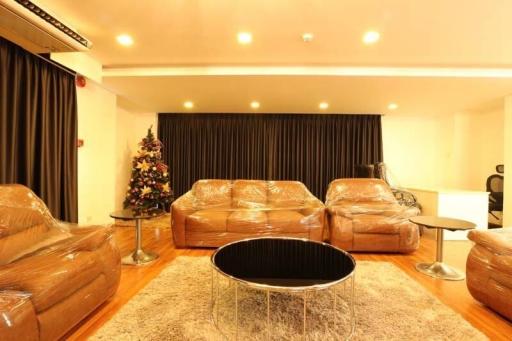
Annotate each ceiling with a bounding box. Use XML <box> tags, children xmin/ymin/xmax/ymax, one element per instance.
<box><xmin>31</xmin><ymin>0</ymin><xmax>512</xmax><ymax>113</ymax></box>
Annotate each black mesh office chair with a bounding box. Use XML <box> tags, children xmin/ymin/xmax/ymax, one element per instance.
<box><xmin>354</xmin><ymin>164</ymin><xmax>375</xmax><ymax>178</ymax></box>
<box><xmin>487</xmin><ymin>172</ymin><xmax>504</xmax><ymax>220</ymax></box>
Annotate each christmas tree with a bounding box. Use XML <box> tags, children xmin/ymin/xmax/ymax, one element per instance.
<box><xmin>124</xmin><ymin>126</ymin><xmax>172</xmax><ymax>215</ymax></box>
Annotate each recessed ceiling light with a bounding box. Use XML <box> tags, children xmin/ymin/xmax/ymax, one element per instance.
<box><xmin>387</xmin><ymin>103</ymin><xmax>398</xmax><ymax>110</ymax></box>
<box><xmin>237</xmin><ymin>32</ymin><xmax>252</xmax><ymax>45</ymax></box>
<box><xmin>302</xmin><ymin>32</ymin><xmax>314</xmax><ymax>42</ymax></box>
<box><xmin>319</xmin><ymin>102</ymin><xmax>329</xmax><ymax>110</ymax></box>
<box><xmin>250</xmin><ymin>101</ymin><xmax>260</xmax><ymax>109</ymax></box>
<box><xmin>362</xmin><ymin>31</ymin><xmax>380</xmax><ymax>45</ymax></box>
<box><xmin>183</xmin><ymin>101</ymin><xmax>194</xmax><ymax>109</ymax></box>
<box><xmin>116</xmin><ymin>34</ymin><xmax>134</xmax><ymax>46</ymax></box>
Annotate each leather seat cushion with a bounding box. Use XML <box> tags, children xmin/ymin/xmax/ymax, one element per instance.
<box><xmin>1</xmin><ymin>251</ymin><xmax>103</xmax><ymax>312</ymax></box>
<box><xmin>267</xmin><ymin>211</ymin><xmax>310</xmax><ymax>232</ymax></box>
<box><xmin>186</xmin><ymin>210</ymin><xmax>229</xmax><ymax>232</ymax></box>
<box><xmin>352</xmin><ymin>215</ymin><xmax>400</xmax><ymax>234</ymax></box>
<box><xmin>227</xmin><ymin>211</ymin><xmax>268</xmax><ymax>233</ymax></box>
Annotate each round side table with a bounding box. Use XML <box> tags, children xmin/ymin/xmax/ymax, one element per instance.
<box><xmin>410</xmin><ymin>216</ymin><xmax>476</xmax><ymax>281</ymax></box>
<box><xmin>110</xmin><ymin>209</ymin><xmax>164</xmax><ymax>265</ymax></box>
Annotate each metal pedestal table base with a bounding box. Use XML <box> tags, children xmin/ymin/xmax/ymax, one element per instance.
<box><xmin>122</xmin><ymin>218</ymin><xmax>158</xmax><ymax>265</ymax></box>
<box><xmin>415</xmin><ymin>226</ymin><xmax>465</xmax><ymax>281</ymax></box>
<box><xmin>415</xmin><ymin>261</ymin><xmax>465</xmax><ymax>281</ymax></box>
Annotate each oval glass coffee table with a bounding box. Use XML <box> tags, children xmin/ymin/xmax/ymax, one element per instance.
<box><xmin>211</xmin><ymin>237</ymin><xmax>356</xmax><ymax>340</ymax></box>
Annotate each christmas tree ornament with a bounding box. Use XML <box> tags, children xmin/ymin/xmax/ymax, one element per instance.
<box><xmin>162</xmin><ymin>182</ymin><xmax>170</xmax><ymax>193</ymax></box>
<box><xmin>136</xmin><ymin>160</ymin><xmax>151</xmax><ymax>172</ymax></box>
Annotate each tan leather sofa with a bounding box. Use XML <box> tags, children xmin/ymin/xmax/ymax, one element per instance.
<box><xmin>467</xmin><ymin>229</ymin><xmax>512</xmax><ymax>320</ymax></box>
<box><xmin>326</xmin><ymin>178</ymin><xmax>420</xmax><ymax>253</ymax></box>
<box><xmin>0</xmin><ymin>185</ymin><xmax>121</xmax><ymax>341</ymax></box>
<box><xmin>171</xmin><ymin>179</ymin><xmax>325</xmax><ymax>247</ymax></box>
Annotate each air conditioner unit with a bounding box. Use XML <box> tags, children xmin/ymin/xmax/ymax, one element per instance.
<box><xmin>0</xmin><ymin>0</ymin><xmax>92</xmax><ymax>52</ymax></box>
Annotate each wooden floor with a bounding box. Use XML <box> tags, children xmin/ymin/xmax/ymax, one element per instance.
<box><xmin>65</xmin><ymin>225</ymin><xmax>512</xmax><ymax>340</ymax></box>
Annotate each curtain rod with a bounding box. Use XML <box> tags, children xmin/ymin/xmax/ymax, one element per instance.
<box><xmin>34</xmin><ymin>52</ymin><xmax>77</xmax><ymax>77</ymax></box>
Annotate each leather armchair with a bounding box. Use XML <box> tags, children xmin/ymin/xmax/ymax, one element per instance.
<box><xmin>0</xmin><ymin>185</ymin><xmax>121</xmax><ymax>341</ymax></box>
<box><xmin>467</xmin><ymin>229</ymin><xmax>512</xmax><ymax>320</ymax></box>
<box><xmin>171</xmin><ymin>179</ymin><xmax>325</xmax><ymax>248</ymax></box>
<box><xmin>326</xmin><ymin>178</ymin><xmax>420</xmax><ymax>253</ymax></box>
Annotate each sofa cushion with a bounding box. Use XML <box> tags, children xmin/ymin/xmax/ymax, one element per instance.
<box><xmin>0</xmin><ymin>226</ymin><xmax>71</xmax><ymax>266</ymax></box>
<box><xmin>232</xmin><ymin>180</ymin><xmax>267</xmax><ymax>208</ymax></box>
<box><xmin>186</xmin><ymin>210</ymin><xmax>229</xmax><ymax>232</ymax></box>
<box><xmin>0</xmin><ymin>251</ymin><xmax>103</xmax><ymax>312</ymax></box>
<box><xmin>267</xmin><ymin>181</ymin><xmax>306</xmax><ymax>208</ymax></box>
<box><xmin>352</xmin><ymin>215</ymin><xmax>400</xmax><ymax>234</ymax></box>
<box><xmin>192</xmin><ymin>180</ymin><xmax>232</xmax><ymax>208</ymax></box>
<box><xmin>267</xmin><ymin>211</ymin><xmax>310</xmax><ymax>232</ymax></box>
<box><xmin>227</xmin><ymin>211</ymin><xmax>268</xmax><ymax>233</ymax></box>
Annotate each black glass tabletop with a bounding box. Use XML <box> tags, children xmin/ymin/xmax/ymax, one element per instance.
<box><xmin>109</xmin><ymin>208</ymin><xmax>165</xmax><ymax>220</ymax></box>
<box><xmin>211</xmin><ymin>237</ymin><xmax>355</xmax><ymax>289</ymax></box>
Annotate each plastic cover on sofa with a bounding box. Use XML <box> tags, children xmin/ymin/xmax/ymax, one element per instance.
<box><xmin>325</xmin><ymin>178</ymin><xmax>420</xmax><ymax>253</ymax></box>
<box><xmin>171</xmin><ymin>179</ymin><xmax>326</xmax><ymax>248</ymax></box>
<box><xmin>467</xmin><ymin>228</ymin><xmax>512</xmax><ymax>320</ymax></box>
<box><xmin>0</xmin><ymin>185</ymin><xmax>121</xmax><ymax>341</ymax></box>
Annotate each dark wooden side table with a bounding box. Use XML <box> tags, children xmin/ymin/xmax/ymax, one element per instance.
<box><xmin>110</xmin><ymin>209</ymin><xmax>164</xmax><ymax>265</ymax></box>
<box><xmin>410</xmin><ymin>216</ymin><xmax>476</xmax><ymax>281</ymax></box>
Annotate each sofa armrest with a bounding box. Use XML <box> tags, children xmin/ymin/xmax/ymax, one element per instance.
<box><xmin>468</xmin><ymin>230</ymin><xmax>512</xmax><ymax>256</ymax></box>
<box><xmin>171</xmin><ymin>193</ymin><xmax>197</xmax><ymax>248</ymax></box>
<box><xmin>0</xmin><ymin>291</ymin><xmax>39</xmax><ymax>341</ymax></box>
<box><xmin>300</xmin><ymin>199</ymin><xmax>325</xmax><ymax>217</ymax></box>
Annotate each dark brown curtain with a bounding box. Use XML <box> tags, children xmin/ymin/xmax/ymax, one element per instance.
<box><xmin>158</xmin><ymin>113</ymin><xmax>382</xmax><ymax>200</ymax></box>
<box><xmin>0</xmin><ymin>37</ymin><xmax>78</xmax><ymax>222</ymax></box>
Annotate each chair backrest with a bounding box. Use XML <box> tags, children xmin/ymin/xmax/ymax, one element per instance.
<box><xmin>354</xmin><ymin>164</ymin><xmax>375</xmax><ymax>178</ymax></box>
<box><xmin>486</xmin><ymin>174</ymin><xmax>504</xmax><ymax>194</ymax></box>
<box><xmin>0</xmin><ymin>185</ymin><xmax>55</xmax><ymax>231</ymax></box>
<box><xmin>191</xmin><ymin>179</ymin><xmax>313</xmax><ymax>209</ymax></box>
<box><xmin>326</xmin><ymin>178</ymin><xmax>396</xmax><ymax>206</ymax></box>
<box><xmin>0</xmin><ymin>185</ymin><xmax>58</xmax><ymax>265</ymax></box>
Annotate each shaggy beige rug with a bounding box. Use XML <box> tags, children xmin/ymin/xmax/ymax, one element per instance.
<box><xmin>92</xmin><ymin>257</ymin><xmax>487</xmax><ymax>340</ymax></box>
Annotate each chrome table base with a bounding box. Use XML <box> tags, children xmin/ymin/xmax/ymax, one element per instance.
<box><xmin>122</xmin><ymin>249</ymin><xmax>158</xmax><ymax>265</ymax></box>
<box><xmin>211</xmin><ymin>270</ymin><xmax>356</xmax><ymax>340</ymax></box>
<box><xmin>416</xmin><ymin>227</ymin><xmax>465</xmax><ymax>281</ymax></box>
<box><xmin>415</xmin><ymin>261</ymin><xmax>465</xmax><ymax>281</ymax></box>
<box><xmin>122</xmin><ymin>218</ymin><xmax>158</xmax><ymax>265</ymax></box>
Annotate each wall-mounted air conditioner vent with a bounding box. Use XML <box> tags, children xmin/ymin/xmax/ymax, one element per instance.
<box><xmin>0</xmin><ymin>0</ymin><xmax>92</xmax><ymax>52</ymax></box>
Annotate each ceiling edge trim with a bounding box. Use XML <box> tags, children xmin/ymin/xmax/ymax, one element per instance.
<box><xmin>102</xmin><ymin>66</ymin><xmax>512</xmax><ymax>78</ymax></box>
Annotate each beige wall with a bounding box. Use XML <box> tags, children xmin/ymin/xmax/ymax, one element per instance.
<box><xmin>382</xmin><ymin>114</ymin><xmax>454</xmax><ymax>188</ymax></box>
<box><xmin>461</xmin><ymin>109</ymin><xmax>504</xmax><ymax>191</ymax></box>
<box><xmin>76</xmin><ymin>80</ymin><xmax>117</xmax><ymax>224</ymax></box>
<box><xmin>115</xmin><ymin>109</ymin><xmax>157</xmax><ymax>211</ymax></box>
<box><xmin>382</xmin><ymin>109</ymin><xmax>504</xmax><ymax>191</ymax></box>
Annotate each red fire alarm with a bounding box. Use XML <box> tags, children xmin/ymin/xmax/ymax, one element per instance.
<box><xmin>77</xmin><ymin>139</ymin><xmax>84</xmax><ymax>148</ymax></box>
<box><xmin>76</xmin><ymin>75</ymin><xmax>86</xmax><ymax>88</ymax></box>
